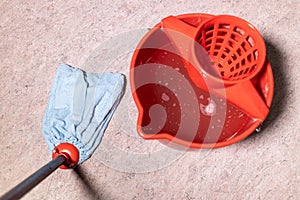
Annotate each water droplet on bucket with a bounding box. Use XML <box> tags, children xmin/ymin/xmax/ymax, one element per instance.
<box><xmin>200</xmin><ymin>98</ymin><xmax>216</xmax><ymax>116</ymax></box>
<box><xmin>162</xmin><ymin>93</ymin><xmax>170</xmax><ymax>101</ymax></box>
<box><xmin>238</xmin><ymin>113</ymin><xmax>244</xmax><ymax>118</ymax></box>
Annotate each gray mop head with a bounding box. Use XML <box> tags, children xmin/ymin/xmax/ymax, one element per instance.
<box><xmin>43</xmin><ymin>64</ymin><xmax>125</xmax><ymax>164</ymax></box>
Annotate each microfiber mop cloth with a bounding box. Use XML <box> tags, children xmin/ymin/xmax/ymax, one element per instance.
<box><xmin>43</xmin><ymin>64</ymin><xmax>125</xmax><ymax>164</ymax></box>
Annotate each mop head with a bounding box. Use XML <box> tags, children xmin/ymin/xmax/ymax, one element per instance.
<box><xmin>43</xmin><ymin>64</ymin><xmax>125</xmax><ymax>165</ymax></box>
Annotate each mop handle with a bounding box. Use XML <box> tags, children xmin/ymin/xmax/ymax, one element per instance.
<box><xmin>0</xmin><ymin>154</ymin><xmax>67</xmax><ymax>200</ymax></box>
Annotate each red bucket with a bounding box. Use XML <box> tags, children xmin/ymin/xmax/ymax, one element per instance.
<box><xmin>130</xmin><ymin>13</ymin><xmax>274</xmax><ymax>148</ymax></box>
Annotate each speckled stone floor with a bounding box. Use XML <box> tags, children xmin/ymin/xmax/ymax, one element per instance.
<box><xmin>0</xmin><ymin>0</ymin><xmax>299</xmax><ymax>199</ymax></box>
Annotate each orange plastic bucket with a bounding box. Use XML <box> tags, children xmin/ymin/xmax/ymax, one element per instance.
<box><xmin>130</xmin><ymin>14</ymin><xmax>274</xmax><ymax>148</ymax></box>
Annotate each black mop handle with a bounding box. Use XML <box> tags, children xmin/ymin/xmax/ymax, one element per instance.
<box><xmin>1</xmin><ymin>143</ymin><xmax>79</xmax><ymax>200</ymax></box>
<box><xmin>0</xmin><ymin>154</ymin><xmax>67</xmax><ymax>200</ymax></box>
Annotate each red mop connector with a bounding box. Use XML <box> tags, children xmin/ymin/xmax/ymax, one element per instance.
<box><xmin>52</xmin><ymin>143</ymin><xmax>79</xmax><ymax>169</ymax></box>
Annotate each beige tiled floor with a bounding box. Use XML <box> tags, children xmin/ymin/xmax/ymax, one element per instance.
<box><xmin>0</xmin><ymin>0</ymin><xmax>299</xmax><ymax>199</ymax></box>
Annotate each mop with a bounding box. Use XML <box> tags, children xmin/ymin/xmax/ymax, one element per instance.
<box><xmin>1</xmin><ymin>64</ymin><xmax>125</xmax><ymax>200</ymax></box>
